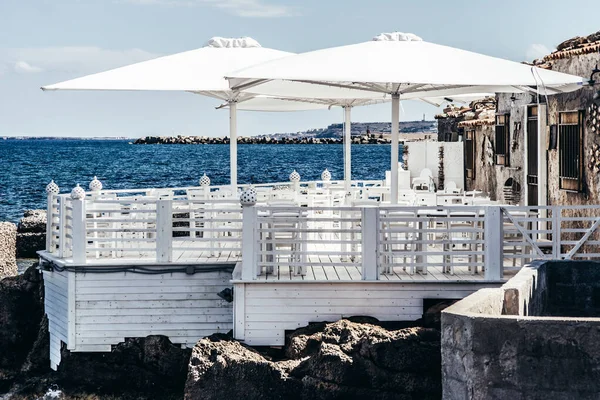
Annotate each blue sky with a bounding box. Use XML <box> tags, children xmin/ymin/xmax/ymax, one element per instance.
<box><xmin>0</xmin><ymin>0</ymin><xmax>599</xmax><ymax>138</ymax></box>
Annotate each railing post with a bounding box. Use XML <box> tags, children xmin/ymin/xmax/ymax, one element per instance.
<box><xmin>290</xmin><ymin>170</ymin><xmax>301</xmax><ymax>197</ymax></box>
<box><xmin>361</xmin><ymin>207</ymin><xmax>379</xmax><ymax>280</ymax></box>
<box><xmin>484</xmin><ymin>206</ymin><xmax>503</xmax><ymax>281</ymax></box>
<box><xmin>58</xmin><ymin>197</ymin><xmax>66</xmax><ymax>258</ymax></box>
<box><xmin>241</xmin><ymin>199</ymin><xmax>258</xmax><ymax>281</ymax></box>
<box><xmin>45</xmin><ymin>180</ymin><xmax>60</xmax><ymax>254</ymax></box>
<box><xmin>46</xmin><ymin>193</ymin><xmax>53</xmax><ymax>252</ymax></box>
<box><xmin>156</xmin><ymin>199</ymin><xmax>173</xmax><ymax>262</ymax></box>
<box><xmin>70</xmin><ymin>185</ymin><xmax>87</xmax><ymax>264</ymax></box>
<box><xmin>200</xmin><ymin>173</ymin><xmax>211</xmax><ymax>199</ymax></box>
<box><xmin>552</xmin><ymin>206</ymin><xmax>561</xmax><ymax>259</ymax></box>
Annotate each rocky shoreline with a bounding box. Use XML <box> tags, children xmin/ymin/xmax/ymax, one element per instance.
<box><xmin>133</xmin><ymin>135</ymin><xmax>394</xmax><ymax>145</ymax></box>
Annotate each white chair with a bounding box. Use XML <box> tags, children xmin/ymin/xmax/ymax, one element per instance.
<box><xmin>262</xmin><ymin>202</ymin><xmax>306</xmax><ymax>276</ymax></box>
<box><xmin>444</xmin><ymin>181</ymin><xmax>461</xmax><ymax>194</ymax></box>
<box><xmin>211</xmin><ymin>201</ymin><xmax>242</xmax><ymax>257</ymax></box>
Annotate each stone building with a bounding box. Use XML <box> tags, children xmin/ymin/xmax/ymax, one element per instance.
<box><xmin>436</xmin><ymin>30</ymin><xmax>600</xmax><ymax>206</ymax></box>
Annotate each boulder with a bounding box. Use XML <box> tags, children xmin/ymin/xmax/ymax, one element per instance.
<box><xmin>422</xmin><ymin>300</ymin><xmax>458</xmax><ymax>329</ymax></box>
<box><xmin>185</xmin><ymin>334</ymin><xmax>302</xmax><ymax>400</ymax></box>
<box><xmin>16</xmin><ymin>233</ymin><xmax>46</xmax><ymax>259</ymax></box>
<box><xmin>16</xmin><ymin>210</ymin><xmax>47</xmax><ymax>259</ymax></box>
<box><xmin>185</xmin><ymin>320</ymin><xmax>442</xmax><ymax>400</ymax></box>
<box><xmin>0</xmin><ymin>222</ymin><xmax>17</xmax><ymax>279</ymax></box>
<box><xmin>17</xmin><ymin>210</ymin><xmax>46</xmax><ymax>233</ymax></box>
<box><xmin>0</xmin><ymin>265</ymin><xmax>44</xmax><ymax>392</ymax></box>
<box><xmin>56</xmin><ymin>335</ymin><xmax>191</xmax><ymax>399</ymax></box>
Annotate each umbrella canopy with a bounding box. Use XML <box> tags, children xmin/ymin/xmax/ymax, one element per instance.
<box><xmin>228</xmin><ymin>32</ymin><xmax>584</xmax><ymax>97</ymax></box>
<box><xmin>41</xmin><ymin>37</ymin><xmax>328</xmax><ymax>189</ymax></box>
<box><xmin>227</xmin><ymin>32</ymin><xmax>585</xmax><ymax>202</ymax></box>
<box><xmin>42</xmin><ymin>37</ymin><xmax>288</xmax><ymax>101</ymax></box>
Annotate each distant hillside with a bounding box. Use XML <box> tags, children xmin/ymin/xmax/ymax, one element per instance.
<box><xmin>263</xmin><ymin>120</ymin><xmax>436</xmax><ymax>139</ymax></box>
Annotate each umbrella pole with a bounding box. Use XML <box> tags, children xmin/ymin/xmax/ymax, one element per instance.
<box><xmin>344</xmin><ymin>106</ymin><xmax>352</xmax><ymax>191</ymax></box>
<box><xmin>391</xmin><ymin>94</ymin><xmax>400</xmax><ymax>204</ymax></box>
<box><xmin>230</xmin><ymin>101</ymin><xmax>238</xmax><ymax>192</ymax></box>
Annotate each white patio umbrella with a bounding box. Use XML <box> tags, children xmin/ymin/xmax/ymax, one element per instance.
<box><xmin>41</xmin><ymin>37</ymin><xmax>336</xmax><ymax>189</ymax></box>
<box><xmin>228</xmin><ymin>96</ymin><xmax>387</xmax><ymax>190</ymax></box>
<box><xmin>227</xmin><ymin>32</ymin><xmax>585</xmax><ymax>202</ymax></box>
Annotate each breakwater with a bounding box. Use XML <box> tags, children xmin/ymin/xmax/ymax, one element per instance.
<box><xmin>133</xmin><ymin>135</ymin><xmax>394</xmax><ymax>145</ymax></box>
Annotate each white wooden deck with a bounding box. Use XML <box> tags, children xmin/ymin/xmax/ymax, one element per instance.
<box><xmin>256</xmin><ymin>264</ymin><xmax>518</xmax><ymax>282</ymax></box>
<box><xmin>44</xmin><ymin>230</ymin><xmax>521</xmax><ymax>284</ymax></box>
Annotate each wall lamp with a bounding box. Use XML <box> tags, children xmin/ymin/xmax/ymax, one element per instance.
<box><xmin>217</xmin><ymin>287</ymin><xmax>234</xmax><ymax>303</ymax></box>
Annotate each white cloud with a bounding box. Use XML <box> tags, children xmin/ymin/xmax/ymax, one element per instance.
<box><xmin>121</xmin><ymin>0</ymin><xmax>297</xmax><ymax>17</ymax></box>
<box><xmin>1</xmin><ymin>47</ymin><xmax>160</xmax><ymax>75</ymax></box>
<box><xmin>526</xmin><ymin>43</ymin><xmax>552</xmax><ymax>61</ymax></box>
<box><xmin>14</xmin><ymin>61</ymin><xmax>43</xmax><ymax>74</ymax></box>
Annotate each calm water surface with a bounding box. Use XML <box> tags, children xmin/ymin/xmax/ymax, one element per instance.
<box><xmin>1</xmin><ymin>139</ymin><xmax>401</xmax><ymax>222</ymax></box>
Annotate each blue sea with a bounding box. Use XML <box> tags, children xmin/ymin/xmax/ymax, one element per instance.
<box><xmin>0</xmin><ymin>139</ymin><xmax>401</xmax><ymax>222</ymax></box>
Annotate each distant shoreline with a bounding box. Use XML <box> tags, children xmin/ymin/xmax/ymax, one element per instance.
<box><xmin>1</xmin><ymin>137</ymin><xmax>131</xmax><ymax>141</ymax></box>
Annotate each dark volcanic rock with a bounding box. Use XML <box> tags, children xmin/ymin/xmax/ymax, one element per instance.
<box><xmin>422</xmin><ymin>300</ymin><xmax>459</xmax><ymax>329</ymax></box>
<box><xmin>185</xmin><ymin>333</ymin><xmax>302</xmax><ymax>400</ymax></box>
<box><xmin>16</xmin><ymin>210</ymin><xmax>46</xmax><ymax>258</ymax></box>
<box><xmin>0</xmin><ymin>265</ymin><xmax>44</xmax><ymax>392</ymax></box>
<box><xmin>56</xmin><ymin>335</ymin><xmax>191</xmax><ymax>399</ymax></box>
<box><xmin>20</xmin><ymin>315</ymin><xmax>50</xmax><ymax>376</ymax></box>
<box><xmin>16</xmin><ymin>232</ymin><xmax>46</xmax><ymax>259</ymax></box>
<box><xmin>17</xmin><ymin>210</ymin><xmax>47</xmax><ymax>233</ymax></box>
<box><xmin>185</xmin><ymin>320</ymin><xmax>442</xmax><ymax>400</ymax></box>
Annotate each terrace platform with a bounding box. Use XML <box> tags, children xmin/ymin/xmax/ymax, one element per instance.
<box><xmin>37</xmin><ymin>180</ymin><xmax>600</xmax><ymax>368</ymax></box>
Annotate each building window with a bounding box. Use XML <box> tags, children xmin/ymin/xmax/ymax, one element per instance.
<box><xmin>495</xmin><ymin>114</ymin><xmax>510</xmax><ymax>166</ymax></box>
<box><xmin>465</xmin><ymin>129</ymin><xmax>475</xmax><ymax>179</ymax></box>
<box><xmin>559</xmin><ymin>110</ymin><xmax>584</xmax><ymax>192</ymax></box>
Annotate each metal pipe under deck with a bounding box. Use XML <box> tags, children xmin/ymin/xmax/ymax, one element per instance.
<box><xmin>344</xmin><ymin>106</ymin><xmax>352</xmax><ymax>191</ymax></box>
<box><xmin>390</xmin><ymin>94</ymin><xmax>400</xmax><ymax>204</ymax></box>
<box><xmin>229</xmin><ymin>101</ymin><xmax>238</xmax><ymax>191</ymax></box>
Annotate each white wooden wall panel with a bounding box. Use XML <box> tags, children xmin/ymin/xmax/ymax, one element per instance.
<box><xmin>235</xmin><ymin>282</ymin><xmax>490</xmax><ymax>346</ymax></box>
<box><xmin>43</xmin><ymin>270</ymin><xmax>70</xmax><ymax>370</ymax></box>
<box><xmin>73</xmin><ymin>271</ymin><xmax>233</xmax><ymax>351</ymax></box>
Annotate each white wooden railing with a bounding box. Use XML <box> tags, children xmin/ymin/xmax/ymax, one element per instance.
<box><xmin>239</xmin><ymin>204</ymin><xmax>600</xmax><ymax>281</ymax></box>
<box><xmin>44</xmin><ymin>183</ymin><xmax>600</xmax><ymax>277</ymax></box>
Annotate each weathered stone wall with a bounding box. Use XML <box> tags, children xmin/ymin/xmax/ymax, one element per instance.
<box><xmin>467</xmin><ymin>124</ymin><xmax>497</xmax><ymax>198</ymax></box>
<box><xmin>442</xmin><ymin>261</ymin><xmax>600</xmax><ymax>400</ymax></box>
<box><xmin>443</xmin><ymin>312</ymin><xmax>600</xmax><ymax>400</ymax></box>
<box><xmin>493</xmin><ymin>51</ymin><xmax>600</xmax><ymax>208</ymax></box>
<box><xmin>0</xmin><ymin>222</ymin><xmax>17</xmax><ymax>279</ymax></box>
<box><xmin>546</xmin><ymin>53</ymin><xmax>600</xmax><ymax>207</ymax></box>
<box><xmin>501</xmin><ymin>260</ymin><xmax>547</xmax><ymax>316</ymax></box>
<box><xmin>493</xmin><ymin>93</ymin><xmax>528</xmax><ymax>204</ymax></box>
<box><xmin>545</xmin><ymin>260</ymin><xmax>600</xmax><ymax>317</ymax></box>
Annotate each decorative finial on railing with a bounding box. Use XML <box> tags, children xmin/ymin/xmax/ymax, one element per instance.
<box><xmin>289</xmin><ymin>170</ymin><xmax>301</xmax><ymax>182</ymax></box>
<box><xmin>199</xmin><ymin>173</ymin><xmax>211</xmax><ymax>187</ymax></box>
<box><xmin>240</xmin><ymin>187</ymin><xmax>257</xmax><ymax>206</ymax></box>
<box><xmin>89</xmin><ymin>176</ymin><xmax>103</xmax><ymax>192</ymax></box>
<box><xmin>46</xmin><ymin>180</ymin><xmax>60</xmax><ymax>195</ymax></box>
<box><xmin>70</xmin><ymin>184</ymin><xmax>86</xmax><ymax>200</ymax></box>
<box><xmin>321</xmin><ymin>169</ymin><xmax>331</xmax><ymax>181</ymax></box>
